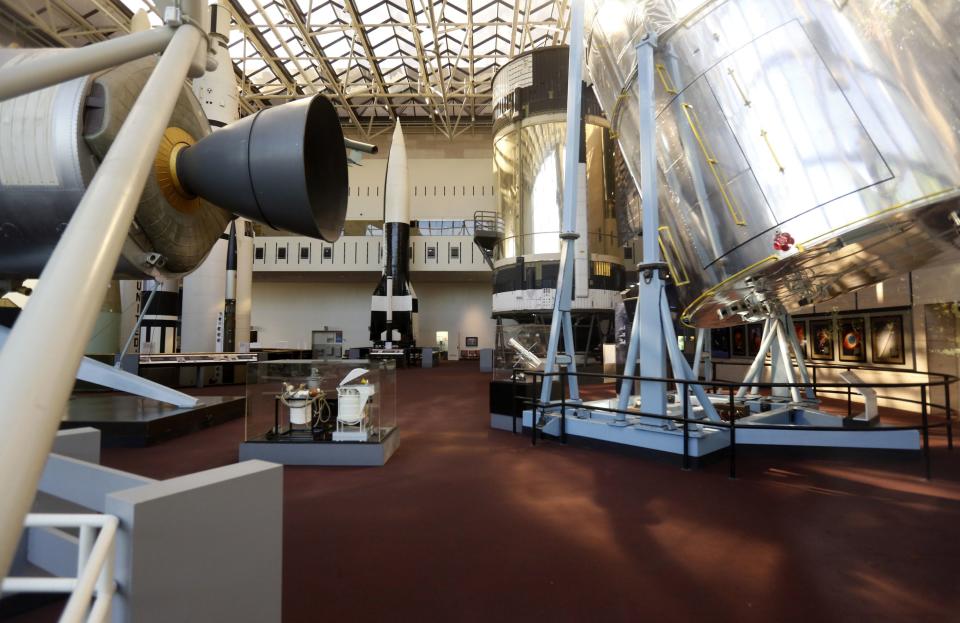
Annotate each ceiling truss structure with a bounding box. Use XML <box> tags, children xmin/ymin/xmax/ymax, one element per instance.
<box><xmin>0</xmin><ymin>0</ymin><xmax>573</xmax><ymax>138</ymax></box>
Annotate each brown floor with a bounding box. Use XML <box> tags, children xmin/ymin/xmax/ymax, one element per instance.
<box><xmin>11</xmin><ymin>362</ymin><xmax>960</xmax><ymax>622</ymax></box>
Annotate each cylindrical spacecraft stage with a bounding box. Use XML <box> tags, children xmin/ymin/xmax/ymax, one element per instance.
<box><xmin>0</xmin><ymin>48</ymin><xmax>348</xmax><ymax>281</ymax></box>
<box><xmin>491</xmin><ymin>46</ymin><xmax>628</xmax><ymax>319</ymax></box>
<box><xmin>0</xmin><ymin>53</ymin><xmax>231</xmax><ymax>280</ymax></box>
<box><xmin>586</xmin><ymin>0</ymin><xmax>960</xmax><ymax>328</ymax></box>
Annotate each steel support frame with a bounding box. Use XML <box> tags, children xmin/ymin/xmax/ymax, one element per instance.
<box><xmin>617</xmin><ymin>32</ymin><xmax>665</xmax><ymax>417</ymax></box>
<box><xmin>538</xmin><ymin>0</ymin><xmax>584</xmax><ymax>406</ymax></box>
<box><xmin>0</xmin><ymin>17</ymin><xmax>206</xmax><ymax>584</ymax></box>
<box><xmin>692</xmin><ymin>327</ymin><xmax>706</xmax><ymax>379</ymax></box>
<box><xmin>0</xmin><ymin>26</ymin><xmax>175</xmax><ymax>101</ymax></box>
<box><xmin>736</xmin><ymin>313</ymin><xmax>810</xmax><ymax>403</ymax></box>
<box><xmin>785</xmin><ymin>313</ymin><xmax>816</xmax><ymax>400</ymax></box>
<box><xmin>611</xmin><ymin>33</ymin><xmax>720</xmax><ymax>423</ymax></box>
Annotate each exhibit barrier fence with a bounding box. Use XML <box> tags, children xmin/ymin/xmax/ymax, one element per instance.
<box><xmin>514</xmin><ymin>366</ymin><xmax>956</xmax><ymax>480</ymax></box>
<box><xmin>2</xmin><ymin>514</ymin><xmax>118</xmax><ymax>623</ymax></box>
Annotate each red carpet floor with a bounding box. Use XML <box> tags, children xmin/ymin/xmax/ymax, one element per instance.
<box><xmin>13</xmin><ymin>362</ymin><xmax>960</xmax><ymax>622</ymax></box>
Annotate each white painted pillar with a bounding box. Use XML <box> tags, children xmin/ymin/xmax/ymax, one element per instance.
<box><xmin>181</xmin><ymin>0</ymin><xmax>249</xmax><ymax>353</ymax></box>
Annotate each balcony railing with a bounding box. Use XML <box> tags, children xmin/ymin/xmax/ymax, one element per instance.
<box><xmin>3</xmin><ymin>513</ymin><xmax>118</xmax><ymax>622</ymax></box>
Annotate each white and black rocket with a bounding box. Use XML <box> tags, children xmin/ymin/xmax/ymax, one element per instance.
<box><xmin>370</xmin><ymin>121</ymin><xmax>417</xmax><ymax>348</ymax></box>
<box><xmin>222</xmin><ymin>220</ymin><xmax>238</xmax><ymax>352</ymax></box>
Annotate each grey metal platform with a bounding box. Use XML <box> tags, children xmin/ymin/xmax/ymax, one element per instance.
<box><xmin>62</xmin><ymin>394</ymin><xmax>245</xmax><ymax>447</ymax></box>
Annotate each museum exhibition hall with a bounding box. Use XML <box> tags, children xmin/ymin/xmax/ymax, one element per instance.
<box><xmin>0</xmin><ymin>0</ymin><xmax>959</xmax><ymax>620</ymax></box>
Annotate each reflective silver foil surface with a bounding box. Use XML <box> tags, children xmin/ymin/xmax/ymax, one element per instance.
<box><xmin>586</xmin><ymin>0</ymin><xmax>960</xmax><ymax>326</ymax></box>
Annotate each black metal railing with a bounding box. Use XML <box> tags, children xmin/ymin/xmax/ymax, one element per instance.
<box><xmin>510</xmin><ymin>366</ymin><xmax>957</xmax><ymax>480</ymax></box>
<box><xmin>711</xmin><ymin>359</ymin><xmax>955</xmax><ymax>428</ymax></box>
<box><xmin>472</xmin><ymin>210</ymin><xmax>504</xmax><ymax>235</ymax></box>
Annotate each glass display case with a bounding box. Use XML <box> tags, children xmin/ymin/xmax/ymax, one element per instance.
<box><xmin>493</xmin><ymin>323</ymin><xmax>550</xmax><ymax>381</ymax></box>
<box><xmin>244</xmin><ymin>359</ymin><xmax>396</xmax><ymax>444</ymax></box>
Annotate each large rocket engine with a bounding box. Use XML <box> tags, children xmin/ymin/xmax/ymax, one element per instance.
<box><xmin>0</xmin><ymin>52</ymin><xmax>348</xmax><ymax>280</ymax></box>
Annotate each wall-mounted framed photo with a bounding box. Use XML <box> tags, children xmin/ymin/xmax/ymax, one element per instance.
<box><xmin>711</xmin><ymin>327</ymin><xmax>731</xmax><ymax>359</ymax></box>
<box><xmin>747</xmin><ymin>323</ymin><xmax>764</xmax><ymax>357</ymax></box>
<box><xmin>465</xmin><ymin>336</ymin><xmax>478</xmax><ymax>348</ymax></box>
<box><xmin>871</xmin><ymin>315</ymin><xmax>905</xmax><ymax>364</ymax></box>
<box><xmin>838</xmin><ymin>317</ymin><xmax>867</xmax><ymax>363</ymax></box>
<box><xmin>793</xmin><ymin>320</ymin><xmax>808</xmax><ymax>357</ymax></box>
<box><xmin>809</xmin><ymin>319</ymin><xmax>834</xmax><ymax>361</ymax></box>
<box><xmin>731</xmin><ymin>325</ymin><xmax>747</xmax><ymax>357</ymax></box>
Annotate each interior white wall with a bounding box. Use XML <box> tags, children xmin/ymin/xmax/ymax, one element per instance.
<box><xmin>413</xmin><ymin>282</ymin><xmax>495</xmax><ymax>352</ymax></box>
<box><xmin>251</xmin><ymin>280</ymin><xmax>376</xmax><ymax>350</ymax></box>
<box><xmin>346</xmin><ymin>157</ymin><xmax>494</xmax><ymax>221</ymax></box>
<box><xmin>251</xmin><ymin>280</ymin><xmax>494</xmax><ymax>353</ymax></box>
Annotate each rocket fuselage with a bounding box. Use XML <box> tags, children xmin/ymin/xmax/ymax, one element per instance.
<box><xmin>223</xmin><ymin>220</ymin><xmax>237</xmax><ymax>352</ymax></box>
<box><xmin>370</xmin><ymin>122</ymin><xmax>417</xmax><ymax>348</ymax></box>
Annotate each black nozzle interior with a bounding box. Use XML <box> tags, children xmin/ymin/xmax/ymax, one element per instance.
<box><xmin>177</xmin><ymin>95</ymin><xmax>348</xmax><ymax>241</ymax></box>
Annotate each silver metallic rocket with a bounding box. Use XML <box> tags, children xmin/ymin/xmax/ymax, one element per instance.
<box><xmin>370</xmin><ymin>121</ymin><xmax>417</xmax><ymax>348</ymax></box>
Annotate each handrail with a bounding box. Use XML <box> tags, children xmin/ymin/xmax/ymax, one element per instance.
<box><xmin>522</xmin><ymin>366</ymin><xmax>958</xmax><ymax>390</ymax></box>
<box><xmin>515</xmin><ymin>365</ymin><xmax>956</xmax><ymax>479</ymax></box>
<box><xmin>2</xmin><ymin>513</ymin><xmax>118</xmax><ymax>623</ymax></box>
<box><xmin>472</xmin><ymin>210</ymin><xmax>504</xmax><ymax>234</ymax></box>
<box><xmin>711</xmin><ymin>356</ymin><xmax>948</xmax><ymax>379</ymax></box>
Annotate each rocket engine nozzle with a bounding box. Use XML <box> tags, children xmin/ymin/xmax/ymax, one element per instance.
<box><xmin>176</xmin><ymin>95</ymin><xmax>348</xmax><ymax>241</ymax></box>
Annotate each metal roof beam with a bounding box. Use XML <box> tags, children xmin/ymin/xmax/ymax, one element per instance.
<box><xmin>419</xmin><ymin>0</ymin><xmax>454</xmax><ymax>133</ymax></box>
<box><xmin>340</xmin><ymin>0</ymin><xmax>397</xmax><ymax>121</ymax></box>
<box><xmin>276</xmin><ymin>0</ymin><xmax>370</xmax><ymax>134</ymax></box>
<box><xmin>403</xmin><ymin>0</ymin><xmax>449</xmax><ymax>137</ymax></box>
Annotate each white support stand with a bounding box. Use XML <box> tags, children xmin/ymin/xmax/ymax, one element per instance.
<box><xmin>736</xmin><ymin>313</ymin><xmax>809</xmax><ymax>404</ymax></box>
<box><xmin>538</xmin><ymin>0</ymin><xmax>584</xmax><ymax>407</ymax></box>
<box><xmin>786</xmin><ymin>314</ymin><xmax>816</xmax><ymax>400</ymax></box>
<box><xmin>692</xmin><ymin>327</ymin><xmax>706</xmax><ymax>379</ymax></box>
<box><xmin>615</xmin><ymin>32</ymin><xmax>719</xmax><ymax>425</ymax></box>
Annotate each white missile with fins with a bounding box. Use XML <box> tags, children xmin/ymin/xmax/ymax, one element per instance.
<box><xmin>370</xmin><ymin>121</ymin><xmax>417</xmax><ymax>348</ymax></box>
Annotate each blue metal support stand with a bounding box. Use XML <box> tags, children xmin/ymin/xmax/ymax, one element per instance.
<box><xmin>737</xmin><ymin>312</ymin><xmax>811</xmax><ymax>402</ymax></box>
<box><xmin>539</xmin><ymin>0</ymin><xmax>584</xmax><ymax>407</ymax></box>
<box><xmin>692</xmin><ymin>327</ymin><xmax>706</xmax><ymax>379</ymax></box>
<box><xmin>614</xmin><ymin>32</ymin><xmax>720</xmax><ymax>424</ymax></box>
<box><xmin>618</xmin><ymin>32</ymin><xmax>665</xmax><ymax>418</ymax></box>
<box><xmin>785</xmin><ymin>313</ymin><xmax>816</xmax><ymax>400</ymax></box>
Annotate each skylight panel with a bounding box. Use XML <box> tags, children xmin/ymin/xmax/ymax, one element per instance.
<box><xmin>361</xmin><ymin>3</ymin><xmax>391</xmax><ymax>23</ymax></box>
<box><xmin>359</xmin><ymin>27</ymin><xmax>386</xmax><ymax>48</ymax></box>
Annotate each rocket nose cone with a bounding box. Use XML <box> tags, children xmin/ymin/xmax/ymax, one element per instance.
<box><xmin>384</xmin><ymin>119</ymin><xmax>409</xmax><ymax>224</ymax></box>
<box><xmin>391</xmin><ymin>120</ymin><xmax>405</xmax><ymax>146</ymax></box>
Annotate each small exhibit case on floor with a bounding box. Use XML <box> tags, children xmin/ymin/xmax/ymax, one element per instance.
<box><xmin>240</xmin><ymin>359</ymin><xmax>399</xmax><ymax>465</ymax></box>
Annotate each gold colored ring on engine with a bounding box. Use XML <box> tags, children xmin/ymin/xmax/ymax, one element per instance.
<box><xmin>154</xmin><ymin>126</ymin><xmax>199</xmax><ymax>214</ymax></box>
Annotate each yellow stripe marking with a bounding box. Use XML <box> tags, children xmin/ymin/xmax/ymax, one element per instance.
<box><xmin>726</xmin><ymin>67</ymin><xmax>751</xmax><ymax>107</ymax></box>
<box><xmin>657</xmin><ymin>225</ymin><xmax>691</xmax><ymax>286</ymax></box>
<box><xmin>681</xmin><ymin>103</ymin><xmax>746</xmax><ymax>226</ymax></box>
<box><xmin>680</xmin><ymin>255</ymin><xmax>779</xmax><ymax>327</ymax></box>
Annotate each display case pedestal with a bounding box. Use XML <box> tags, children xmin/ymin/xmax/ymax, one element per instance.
<box><xmin>240</xmin><ymin>427</ymin><xmax>400</xmax><ymax>466</ymax></box>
